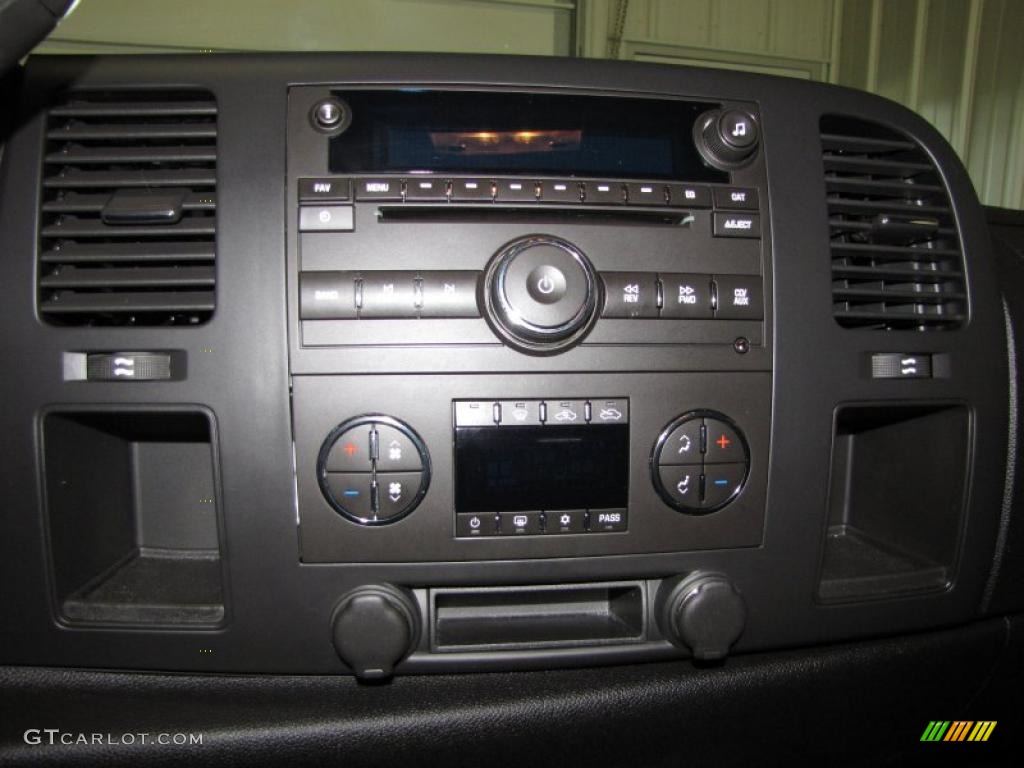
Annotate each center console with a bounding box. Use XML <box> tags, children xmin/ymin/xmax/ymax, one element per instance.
<box><xmin>0</xmin><ymin>54</ymin><xmax>1013</xmax><ymax>680</ymax></box>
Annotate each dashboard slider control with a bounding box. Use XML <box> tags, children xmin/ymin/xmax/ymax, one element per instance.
<box><xmin>870</xmin><ymin>353</ymin><xmax>933</xmax><ymax>379</ymax></box>
<box><xmin>84</xmin><ymin>352</ymin><xmax>173</xmax><ymax>382</ymax></box>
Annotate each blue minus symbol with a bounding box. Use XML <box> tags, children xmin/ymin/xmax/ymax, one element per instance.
<box><xmin>343</xmin><ymin>489</ymin><xmax>361</xmax><ymax>497</ymax></box>
<box><xmin>714</xmin><ymin>479</ymin><xmax>729</xmax><ymax>486</ymax></box>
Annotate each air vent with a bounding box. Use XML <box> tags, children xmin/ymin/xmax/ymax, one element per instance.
<box><xmin>38</xmin><ymin>91</ymin><xmax>217</xmax><ymax>325</ymax></box>
<box><xmin>822</xmin><ymin>115</ymin><xmax>965</xmax><ymax>330</ymax></box>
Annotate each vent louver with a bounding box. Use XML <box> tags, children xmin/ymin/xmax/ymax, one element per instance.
<box><xmin>822</xmin><ymin>115</ymin><xmax>965</xmax><ymax>330</ymax></box>
<box><xmin>38</xmin><ymin>91</ymin><xmax>217</xmax><ymax>325</ymax></box>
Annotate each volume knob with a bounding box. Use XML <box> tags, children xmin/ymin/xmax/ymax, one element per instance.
<box><xmin>483</xmin><ymin>235</ymin><xmax>600</xmax><ymax>355</ymax></box>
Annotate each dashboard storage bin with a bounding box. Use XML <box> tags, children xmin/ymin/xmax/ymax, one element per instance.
<box><xmin>819</xmin><ymin>404</ymin><xmax>969</xmax><ymax>601</ymax></box>
<box><xmin>40</xmin><ymin>408</ymin><xmax>225</xmax><ymax>626</ymax></box>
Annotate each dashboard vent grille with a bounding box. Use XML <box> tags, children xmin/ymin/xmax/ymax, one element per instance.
<box><xmin>822</xmin><ymin>115</ymin><xmax>965</xmax><ymax>330</ymax></box>
<box><xmin>38</xmin><ymin>91</ymin><xmax>217</xmax><ymax>325</ymax></box>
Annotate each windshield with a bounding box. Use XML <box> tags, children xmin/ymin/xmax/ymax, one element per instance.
<box><xmin>30</xmin><ymin>0</ymin><xmax>1023</xmax><ymax>211</ymax></box>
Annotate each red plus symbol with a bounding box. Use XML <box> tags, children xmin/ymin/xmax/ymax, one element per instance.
<box><xmin>716</xmin><ymin>434</ymin><xmax>731</xmax><ymax>450</ymax></box>
<box><xmin>343</xmin><ymin>442</ymin><xmax>357</xmax><ymax>456</ymax></box>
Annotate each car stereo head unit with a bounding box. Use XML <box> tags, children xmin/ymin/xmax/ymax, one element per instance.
<box><xmin>286</xmin><ymin>83</ymin><xmax>770</xmax><ymax>565</ymax></box>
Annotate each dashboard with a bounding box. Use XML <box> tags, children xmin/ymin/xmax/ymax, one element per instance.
<box><xmin>1</xmin><ymin>52</ymin><xmax>1022</xmax><ymax>764</ymax></box>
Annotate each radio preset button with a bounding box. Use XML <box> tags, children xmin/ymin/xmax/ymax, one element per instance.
<box><xmin>714</xmin><ymin>187</ymin><xmax>758</xmax><ymax>210</ymax></box>
<box><xmin>456</xmin><ymin>513</ymin><xmax>499</xmax><ymax>537</ymax></box>
<box><xmin>589</xmin><ymin>508</ymin><xmax>628</xmax><ymax>532</ymax></box>
<box><xmin>713</xmin><ymin>212</ymin><xmax>760</xmax><ymax>238</ymax></box>
<box><xmin>451</xmin><ymin>178</ymin><xmax>493</xmax><ymax>201</ymax></box>
<box><xmin>660</xmin><ymin>419</ymin><xmax>703</xmax><ymax>465</ymax></box>
<box><xmin>660</xmin><ymin>274</ymin><xmax>713</xmax><ymax>319</ymax></box>
<box><xmin>626</xmin><ymin>182</ymin><xmax>666</xmax><ymax>206</ymax></box>
<box><xmin>601</xmin><ymin>272</ymin><xmax>658</xmax><ymax>318</ymax></box>
<box><xmin>404</xmin><ymin>178</ymin><xmax>448</xmax><ymax>201</ymax></box>
<box><xmin>495</xmin><ymin>179</ymin><xmax>537</xmax><ymax>202</ymax></box>
<box><xmin>713</xmin><ymin>275</ymin><xmax>764</xmax><ymax>320</ymax></box>
<box><xmin>539</xmin><ymin>180</ymin><xmax>581</xmax><ymax>203</ymax></box>
<box><xmin>583</xmin><ymin>181</ymin><xmax>624</xmax><ymax>205</ymax></box>
<box><xmin>545</xmin><ymin>510</ymin><xmax>586</xmax><ymax>534</ymax></box>
<box><xmin>354</xmin><ymin>178</ymin><xmax>403</xmax><ymax>201</ymax></box>
<box><xmin>419</xmin><ymin>271</ymin><xmax>481</xmax><ymax>318</ymax></box>
<box><xmin>667</xmin><ymin>184</ymin><xmax>712</xmax><ymax>208</ymax></box>
<box><xmin>499</xmin><ymin>511</ymin><xmax>542</xmax><ymax>535</ymax></box>
<box><xmin>359</xmin><ymin>271</ymin><xmax>418</xmax><ymax>318</ymax></box>
<box><xmin>376</xmin><ymin>472</ymin><xmax>424</xmax><ymax>520</ymax></box>
<box><xmin>701</xmin><ymin>464</ymin><xmax>746</xmax><ymax>509</ymax></box>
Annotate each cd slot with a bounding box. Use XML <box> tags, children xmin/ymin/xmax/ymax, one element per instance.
<box><xmin>375</xmin><ymin>205</ymin><xmax>692</xmax><ymax>227</ymax></box>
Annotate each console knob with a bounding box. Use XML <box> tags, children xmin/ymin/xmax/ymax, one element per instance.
<box><xmin>483</xmin><ymin>235</ymin><xmax>600</xmax><ymax>354</ymax></box>
<box><xmin>310</xmin><ymin>97</ymin><xmax>351</xmax><ymax>134</ymax></box>
<box><xmin>694</xmin><ymin>109</ymin><xmax>760</xmax><ymax>170</ymax></box>
<box><xmin>331</xmin><ymin>584</ymin><xmax>420</xmax><ymax>680</ymax></box>
<box><xmin>658</xmin><ymin>573</ymin><xmax>746</xmax><ymax>661</ymax></box>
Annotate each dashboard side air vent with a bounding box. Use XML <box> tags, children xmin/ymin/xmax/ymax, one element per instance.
<box><xmin>38</xmin><ymin>90</ymin><xmax>217</xmax><ymax>326</ymax></box>
<box><xmin>822</xmin><ymin>115</ymin><xmax>965</xmax><ymax>330</ymax></box>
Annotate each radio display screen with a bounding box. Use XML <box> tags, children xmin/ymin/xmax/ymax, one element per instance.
<box><xmin>454</xmin><ymin>424</ymin><xmax>629</xmax><ymax>513</ymax></box>
<box><xmin>329</xmin><ymin>90</ymin><xmax>727</xmax><ymax>182</ymax></box>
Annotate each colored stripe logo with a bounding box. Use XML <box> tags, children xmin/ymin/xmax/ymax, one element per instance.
<box><xmin>920</xmin><ymin>721</ymin><xmax>996</xmax><ymax>742</ymax></box>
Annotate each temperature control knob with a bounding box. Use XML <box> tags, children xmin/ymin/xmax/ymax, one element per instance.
<box><xmin>694</xmin><ymin>109</ymin><xmax>760</xmax><ymax>170</ymax></box>
<box><xmin>483</xmin><ymin>235</ymin><xmax>600</xmax><ymax>354</ymax></box>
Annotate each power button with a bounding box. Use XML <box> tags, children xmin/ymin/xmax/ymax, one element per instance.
<box><xmin>527</xmin><ymin>265</ymin><xmax>567</xmax><ymax>304</ymax></box>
